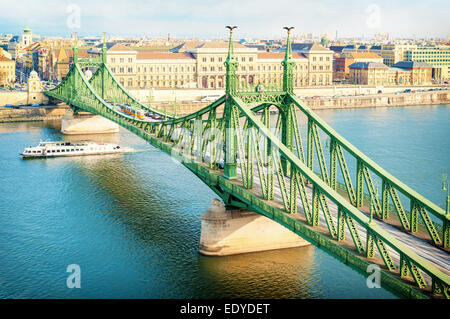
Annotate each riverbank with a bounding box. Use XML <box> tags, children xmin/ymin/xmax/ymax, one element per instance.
<box><xmin>152</xmin><ymin>90</ymin><xmax>450</xmax><ymax>115</ymax></box>
<box><xmin>0</xmin><ymin>106</ymin><xmax>68</xmax><ymax>123</ymax></box>
<box><xmin>301</xmin><ymin>90</ymin><xmax>450</xmax><ymax>110</ymax></box>
<box><xmin>0</xmin><ymin>90</ymin><xmax>449</xmax><ymax>122</ymax></box>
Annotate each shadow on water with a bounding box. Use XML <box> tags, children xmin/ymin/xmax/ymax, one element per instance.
<box><xmin>0</xmin><ymin>121</ymin><xmax>401</xmax><ymax>298</ymax></box>
<box><xmin>197</xmin><ymin>245</ymin><xmax>321</xmax><ymax>298</ymax></box>
<box><xmin>65</xmin><ymin>142</ymin><xmax>325</xmax><ymax>298</ymax></box>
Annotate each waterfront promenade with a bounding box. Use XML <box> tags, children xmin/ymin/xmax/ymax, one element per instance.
<box><xmin>1</xmin><ymin>87</ymin><xmax>449</xmax><ymax>121</ymax></box>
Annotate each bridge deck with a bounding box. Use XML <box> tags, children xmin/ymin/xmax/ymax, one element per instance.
<box><xmin>234</xmin><ymin>167</ymin><xmax>450</xmax><ymax>284</ymax></box>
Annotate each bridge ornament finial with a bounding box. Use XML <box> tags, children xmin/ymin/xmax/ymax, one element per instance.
<box><xmin>225</xmin><ymin>26</ymin><xmax>237</xmax><ymax>61</ymax></box>
<box><xmin>282</xmin><ymin>26</ymin><xmax>295</xmax><ymax>93</ymax></box>
<box><xmin>73</xmin><ymin>32</ymin><xmax>78</xmax><ymax>64</ymax></box>
<box><xmin>225</xmin><ymin>25</ymin><xmax>238</xmax><ymax>95</ymax></box>
<box><xmin>102</xmin><ymin>32</ymin><xmax>107</xmax><ymax>64</ymax></box>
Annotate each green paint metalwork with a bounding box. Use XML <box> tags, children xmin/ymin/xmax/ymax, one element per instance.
<box><xmin>43</xmin><ymin>27</ymin><xmax>450</xmax><ymax>299</ymax></box>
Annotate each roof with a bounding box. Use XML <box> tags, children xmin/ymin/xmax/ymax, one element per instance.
<box><xmin>290</xmin><ymin>43</ymin><xmax>331</xmax><ymax>53</ymax></box>
<box><xmin>196</xmin><ymin>41</ymin><xmax>247</xmax><ymax>49</ymax></box>
<box><xmin>348</xmin><ymin>62</ymin><xmax>388</xmax><ymax>69</ymax></box>
<box><xmin>93</xmin><ymin>42</ymin><xmax>116</xmax><ymax>50</ymax></box>
<box><xmin>108</xmin><ymin>43</ymin><xmax>134</xmax><ymax>52</ymax></box>
<box><xmin>53</xmin><ymin>48</ymin><xmax>88</xmax><ymax>60</ymax></box>
<box><xmin>170</xmin><ymin>41</ymin><xmax>204</xmax><ymax>52</ymax></box>
<box><xmin>391</xmin><ymin>61</ymin><xmax>432</xmax><ymax>69</ymax></box>
<box><xmin>172</xmin><ymin>41</ymin><xmax>248</xmax><ymax>52</ymax></box>
<box><xmin>346</xmin><ymin>52</ymin><xmax>383</xmax><ymax>59</ymax></box>
<box><xmin>0</xmin><ymin>56</ymin><xmax>14</xmax><ymax>62</ymax></box>
<box><xmin>257</xmin><ymin>52</ymin><xmax>307</xmax><ymax>60</ymax></box>
<box><xmin>329</xmin><ymin>45</ymin><xmax>345</xmax><ymax>53</ymax></box>
<box><xmin>136</xmin><ymin>51</ymin><xmax>195</xmax><ymax>60</ymax></box>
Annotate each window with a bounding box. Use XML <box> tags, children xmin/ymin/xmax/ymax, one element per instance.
<box><xmin>202</xmin><ymin>57</ymin><xmax>207</xmax><ymax>62</ymax></box>
<box><xmin>210</xmin><ymin>57</ymin><xmax>214</xmax><ymax>62</ymax></box>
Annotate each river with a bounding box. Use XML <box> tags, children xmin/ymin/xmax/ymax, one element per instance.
<box><xmin>0</xmin><ymin>104</ymin><xmax>448</xmax><ymax>299</ymax></box>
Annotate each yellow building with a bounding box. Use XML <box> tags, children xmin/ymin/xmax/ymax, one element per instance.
<box><xmin>405</xmin><ymin>46</ymin><xmax>450</xmax><ymax>81</ymax></box>
<box><xmin>348</xmin><ymin>61</ymin><xmax>432</xmax><ymax>86</ymax></box>
<box><xmin>377</xmin><ymin>44</ymin><xmax>418</xmax><ymax>66</ymax></box>
<box><xmin>88</xmin><ymin>41</ymin><xmax>332</xmax><ymax>89</ymax></box>
<box><xmin>0</xmin><ymin>55</ymin><xmax>16</xmax><ymax>87</ymax></box>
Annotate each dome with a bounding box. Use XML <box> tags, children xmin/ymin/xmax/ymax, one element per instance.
<box><xmin>29</xmin><ymin>70</ymin><xmax>40</xmax><ymax>80</ymax></box>
<box><xmin>23</xmin><ymin>26</ymin><xmax>32</xmax><ymax>33</ymax></box>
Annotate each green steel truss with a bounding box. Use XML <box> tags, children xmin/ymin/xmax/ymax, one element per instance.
<box><xmin>44</xmin><ymin>28</ymin><xmax>450</xmax><ymax>299</ymax></box>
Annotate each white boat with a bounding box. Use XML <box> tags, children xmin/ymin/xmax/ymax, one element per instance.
<box><xmin>20</xmin><ymin>141</ymin><xmax>133</xmax><ymax>158</ymax></box>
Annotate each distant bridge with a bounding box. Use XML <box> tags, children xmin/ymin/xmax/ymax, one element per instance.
<box><xmin>45</xmin><ymin>28</ymin><xmax>449</xmax><ymax>299</ymax></box>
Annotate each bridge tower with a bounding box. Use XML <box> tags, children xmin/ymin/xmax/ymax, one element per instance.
<box><xmin>280</xmin><ymin>27</ymin><xmax>295</xmax><ymax>175</ymax></box>
<box><xmin>101</xmin><ymin>32</ymin><xmax>107</xmax><ymax>99</ymax></box>
<box><xmin>223</xmin><ymin>26</ymin><xmax>238</xmax><ymax>180</ymax></box>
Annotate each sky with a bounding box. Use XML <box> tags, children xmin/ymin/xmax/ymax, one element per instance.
<box><xmin>0</xmin><ymin>0</ymin><xmax>449</xmax><ymax>39</ymax></box>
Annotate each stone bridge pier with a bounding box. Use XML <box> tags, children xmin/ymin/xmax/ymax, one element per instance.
<box><xmin>61</xmin><ymin>110</ymin><xmax>119</xmax><ymax>135</ymax></box>
<box><xmin>199</xmin><ymin>199</ymin><xmax>310</xmax><ymax>256</ymax></box>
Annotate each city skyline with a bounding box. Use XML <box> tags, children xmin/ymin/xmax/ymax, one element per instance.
<box><xmin>0</xmin><ymin>0</ymin><xmax>449</xmax><ymax>39</ymax></box>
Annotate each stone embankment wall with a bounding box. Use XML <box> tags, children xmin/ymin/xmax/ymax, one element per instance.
<box><xmin>1</xmin><ymin>91</ymin><xmax>448</xmax><ymax>122</ymax></box>
<box><xmin>0</xmin><ymin>106</ymin><xmax>68</xmax><ymax>123</ymax></box>
<box><xmin>150</xmin><ymin>91</ymin><xmax>450</xmax><ymax>115</ymax></box>
<box><xmin>0</xmin><ymin>92</ymin><xmax>49</xmax><ymax>106</ymax></box>
<box><xmin>303</xmin><ymin>91</ymin><xmax>450</xmax><ymax>110</ymax></box>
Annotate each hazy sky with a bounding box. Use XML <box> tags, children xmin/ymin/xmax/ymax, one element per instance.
<box><xmin>0</xmin><ymin>0</ymin><xmax>449</xmax><ymax>39</ymax></box>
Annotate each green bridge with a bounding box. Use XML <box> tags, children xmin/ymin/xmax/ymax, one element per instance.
<box><xmin>45</xmin><ymin>27</ymin><xmax>450</xmax><ymax>299</ymax></box>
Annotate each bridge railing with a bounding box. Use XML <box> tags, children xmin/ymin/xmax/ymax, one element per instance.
<box><xmin>44</xmin><ymin>62</ymin><xmax>449</xmax><ymax>298</ymax></box>
<box><xmin>230</xmin><ymin>95</ymin><xmax>449</xmax><ymax>298</ymax></box>
<box><xmin>288</xmin><ymin>94</ymin><xmax>449</xmax><ymax>248</ymax></box>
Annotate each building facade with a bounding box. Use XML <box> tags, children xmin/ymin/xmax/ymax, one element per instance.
<box><xmin>0</xmin><ymin>55</ymin><xmax>16</xmax><ymax>87</ymax></box>
<box><xmin>334</xmin><ymin>52</ymin><xmax>384</xmax><ymax>80</ymax></box>
<box><xmin>405</xmin><ymin>46</ymin><xmax>450</xmax><ymax>81</ymax></box>
<box><xmin>88</xmin><ymin>41</ymin><xmax>332</xmax><ymax>89</ymax></box>
<box><xmin>348</xmin><ymin>61</ymin><xmax>432</xmax><ymax>86</ymax></box>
